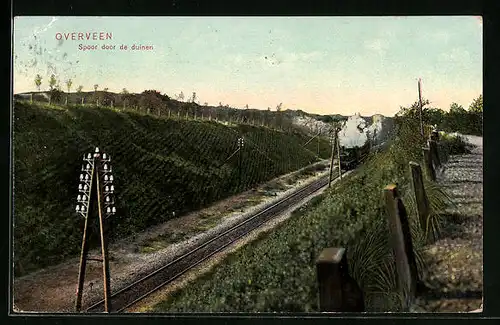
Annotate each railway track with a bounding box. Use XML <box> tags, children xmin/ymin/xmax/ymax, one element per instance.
<box><xmin>85</xmin><ymin>173</ymin><xmax>333</xmax><ymax>313</ymax></box>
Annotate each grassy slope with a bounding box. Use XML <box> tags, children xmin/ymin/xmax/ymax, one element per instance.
<box><xmin>152</xmin><ymin>119</ymin><xmax>461</xmax><ymax>312</ymax></box>
<box><xmin>13</xmin><ymin>101</ymin><xmax>332</xmax><ymax>275</ymax></box>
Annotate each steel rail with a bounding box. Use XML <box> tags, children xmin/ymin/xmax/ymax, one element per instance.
<box><xmin>85</xmin><ymin>174</ymin><xmax>332</xmax><ymax>313</ymax></box>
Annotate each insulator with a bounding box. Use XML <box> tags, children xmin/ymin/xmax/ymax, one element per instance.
<box><xmin>80</xmin><ymin>174</ymin><xmax>84</xmax><ymax>180</ymax></box>
<box><xmin>103</xmin><ymin>153</ymin><xmax>107</xmax><ymax>160</ymax></box>
<box><xmin>106</xmin><ymin>196</ymin><xmax>110</xmax><ymax>202</ymax></box>
<box><xmin>112</xmin><ymin>207</ymin><xmax>116</xmax><ymax>213</ymax></box>
<box><xmin>110</xmin><ymin>175</ymin><xmax>114</xmax><ymax>181</ymax></box>
<box><xmin>95</xmin><ymin>147</ymin><xmax>100</xmax><ymax>153</ymax></box>
<box><xmin>76</xmin><ymin>205</ymin><xmax>80</xmax><ymax>211</ymax></box>
<box><xmin>104</xmin><ymin>164</ymin><xmax>108</xmax><ymax>170</ymax></box>
<box><xmin>77</xmin><ymin>194</ymin><xmax>81</xmax><ymax>201</ymax></box>
<box><xmin>84</xmin><ymin>184</ymin><xmax>88</xmax><ymax>190</ymax></box>
<box><xmin>85</xmin><ymin>174</ymin><xmax>89</xmax><ymax>180</ymax></box>
<box><xmin>110</xmin><ymin>185</ymin><xmax>115</xmax><ymax>191</ymax></box>
<box><xmin>106</xmin><ymin>207</ymin><xmax>111</xmax><ymax>213</ymax></box>
<box><xmin>87</xmin><ymin>153</ymin><xmax>92</xmax><ymax>159</ymax></box>
<box><xmin>105</xmin><ymin>185</ymin><xmax>109</xmax><ymax>192</ymax></box>
<box><xmin>79</xmin><ymin>184</ymin><xmax>83</xmax><ymax>190</ymax></box>
<box><xmin>104</xmin><ymin>175</ymin><xmax>109</xmax><ymax>181</ymax></box>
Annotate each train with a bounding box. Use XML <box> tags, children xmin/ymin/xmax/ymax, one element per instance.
<box><xmin>338</xmin><ymin>141</ymin><xmax>372</xmax><ymax>171</ymax></box>
<box><xmin>338</xmin><ymin>139</ymin><xmax>390</xmax><ymax>171</ymax></box>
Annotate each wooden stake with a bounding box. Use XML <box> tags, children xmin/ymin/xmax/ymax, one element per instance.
<box><xmin>316</xmin><ymin>247</ymin><xmax>364</xmax><ymax>312</ymax></box>
<box><xmin>384</xmin><ymin>184</ymin><xmax>419</xmax><ymax>307</ymax></box>
<box><xmin>422</xmin><ymin>147</ymin><xmax>436</xmax><ymax>181</ymax></box>
<box><xmin>409</xmin><ymin>162</ymin><xmax>434</xmax><ymax>243</ymax></box>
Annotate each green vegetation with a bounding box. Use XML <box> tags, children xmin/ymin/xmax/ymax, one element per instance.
<box><xmin>152</xmin><ymin>104</ymin><xmax>470</xmax><ymax>313</ymax></box>
<box><xmin>13</xmin><ymin>100</ymin><xmax>332</xmax><ymax>275</ymax></box>
<box><xmin>396</xmin><ymin>95</ymin><xmax>483</xmax><ymax>136</ymax></box>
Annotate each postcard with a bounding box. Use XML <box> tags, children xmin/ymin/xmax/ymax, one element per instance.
<box><xmin>11</xmin><ymin>16</ymin><xmax>483</xmax><ymax>314</ymax></box>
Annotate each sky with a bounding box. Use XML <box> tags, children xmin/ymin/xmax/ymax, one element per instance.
<box><xmin>12</xmin><ymin>16</ymin><xmax>482</xmax><ymax>116</ymax></box>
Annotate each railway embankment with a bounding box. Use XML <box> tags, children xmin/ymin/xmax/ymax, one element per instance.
<box><xmin>13</xmin><ymin>160</ymin><xmax>332</xmax><ymax>312</ymax></box>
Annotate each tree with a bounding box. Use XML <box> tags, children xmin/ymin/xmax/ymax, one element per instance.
<box><xmin>93</xmin><ymin>84</ymin><xmax>99</xmax><ymax>105</ymax></box>
<box><xmin>176</xmin><ymin>91</ymin><xmax>185</xmax><ymax>101</ymax></box>
<box><xmin>449</xmin><ymin>102</ymin><xmax>466</xmax><ymax>113</ymax></box>
<box><xmin>276</xmin><ymin>102</ymin><xmax>283</xmax><ymax>129</ymax></box>
<box><xmin>104</xmin><ymin>87</ymin><xmax>109</xmax><ymax>92</ymax></box>
<box><xmin>191</xmin><ymin>92</ymin><xmax>197</xmax><ymax>103</ymax></box>
<box><xmin>34</xmin><ymin>74</ymin><xmax>42</xmax><ymax>91</ymax></box>
<box><xmin>469</xmin><ymin>94</ymin><xmax>483</xmax><ymax>113</ymax></box>
<box><xmin>65</xmin><ymin>79</ymin><xmax>73</xmax><ymax>105</ymax></box>
<box><xmin>77</xmin><ymin>85</ymin><xmax>84</xmax><ymax>104</ymax></box>
<box><xmin>66</xmin><ymin>79</ymin><xmax>73</xmax><ymax>93</ymax></box>
<box><xmin>94</xmin><ymin>84</ymin><xmax>99</xmax><ymax>92</ymax></box>
<box><xmin>49</xmin><ymin>74</ymin><xmax>57</xmax><ymax>90</ymax></box>
<box><xmin>121</xmin><ymin>88</ymin><xmax>129</xmax><ymax>94</ymax></box>
<box><xmin>48</xmin><ymin>74</ymin><xmax>57</xmax><ymax>104</ymax></box>
<box><xmin>140</xmin><ymin>90</ymin><xmax>164</xmax><ymax>115</ymax></box>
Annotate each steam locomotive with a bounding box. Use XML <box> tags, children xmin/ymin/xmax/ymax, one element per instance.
<box><xmin>338</xmin><ymin>141</ymin><xmax>372</xmax><ymax>171</ymax></box>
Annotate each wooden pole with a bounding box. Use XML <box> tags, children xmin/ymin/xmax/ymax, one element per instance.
<box><xmin>317</xmin><ymin>135</ymin><xmax>320</xmax><ymax>156</ymax></box>
<box><xmin>96</xmin><ymin>164</ymin><xmax>112</xmax><ymax>312</ymax></box>
<box><xmin>428</xmin><ymin>140</ymin><xmax>441</xmax><ymax>169</ymax></box>
<box><xmin>418</xmin><ymin>79</ymin><xmax>424</xmax><ymax>143</ymax></box>
<box><xmin>328</xmin><ymin>133</ymin><xmax>336</xmax><ymax>188</ymax></box>
<box><xmin>384</xmin><ymin>184</ymin><xmax>419</xmax><ymax>308</ymax></box>
<box><xmin>336</xmin><ymin>135</ymin><xmax>342</xmax><ymax>180</ymax></box>
<box><xmin>75</xmin><ymin>160</ymin><xmax>96</xmax><ymax>312</ymax></box>
<box><xmin>409</xmin><ymin>162</ymin><xmax>434</xmax><ymax>243</ymax></box>
<box><xmin>316</xmin><ymin>247</ymin><xmax>364</xmax><ymax>312</ymax></box>
<box><xmin>238</xmin><ymin>142</ymin><xmax>242</xmax><ymax>189</ymax></box>
<box><xmin>75</xmin><ymin>206</ymin><xmax>91</xmax><ymax>312</ymax></box>
<box><xmin>422</xmin><ymin>147</ymin><xmax>436</xmax><ymax>181</ymax></box>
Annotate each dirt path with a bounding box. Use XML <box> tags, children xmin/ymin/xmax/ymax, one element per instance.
<box><xmin>13</xmin><ymin>160</ymin><xmax>331</xmax><ymax>313</ymax></box>
<box><xmin>413</xmin><ymin>135</ymin><xmax>483</xmax><ymax>312</ymax></box>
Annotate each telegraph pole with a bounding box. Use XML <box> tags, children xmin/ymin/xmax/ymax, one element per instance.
<box><xmin>237</xmin><ymin>137</ymin><xmax>244</xmax><ymax>189</ymax></box>
<box><xmin>418</xmin><ymin>78</ymin><xmax>424</xmax><ymax>142</ymax></box>
<box><xmin>75</xmin><ymin>147</ymin><xmax>116</xmax><ymax>313</ymax></box>
<box><xmin>328</xmin><ymin>132</ymin><xmax>337</xmax><ymax>188</ymax></box>
<box><xmin>336</xmin><ymin>131</ymin><xmax>342</xmax><ymax>180</ymax></box>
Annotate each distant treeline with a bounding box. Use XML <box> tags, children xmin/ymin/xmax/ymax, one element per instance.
<box><xmin>19</xmin><ymin>88</ymin><xmax>321</xmax><ymax>133</ymax></box>
<box><xmin>395</xmin><ymin>95</ymin><xmax>483</xmax><ymax>136</ymax></box>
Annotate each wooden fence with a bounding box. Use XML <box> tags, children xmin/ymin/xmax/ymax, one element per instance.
<box><xmin>316</xmin><ymin>130</ymin><xmax>447</xmax><ymax>312</ymax></box>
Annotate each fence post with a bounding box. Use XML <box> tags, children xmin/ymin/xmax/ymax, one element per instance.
<box><xmin>409</xmin><ymin>162</ymin><xmax>435</xmax><ymax>243</ymax></box>
<box><xmin>428</xmin><ymin>139</ymin><xmax>441</xmax><ymax>169</ymax></box>
<box><xmin>383</xmin><ymin>184</ymin><xmax>419</xmax><ymax>308</ymax></box>
<box><xmin>422</xmin><ymin>147</ymin><xmax>436</xmax><ymax>181</ymax></box>
<box><xmin>316</xmin><ymin>247</ymin><xmax>364</xmax><ymax>312</ymax></box>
